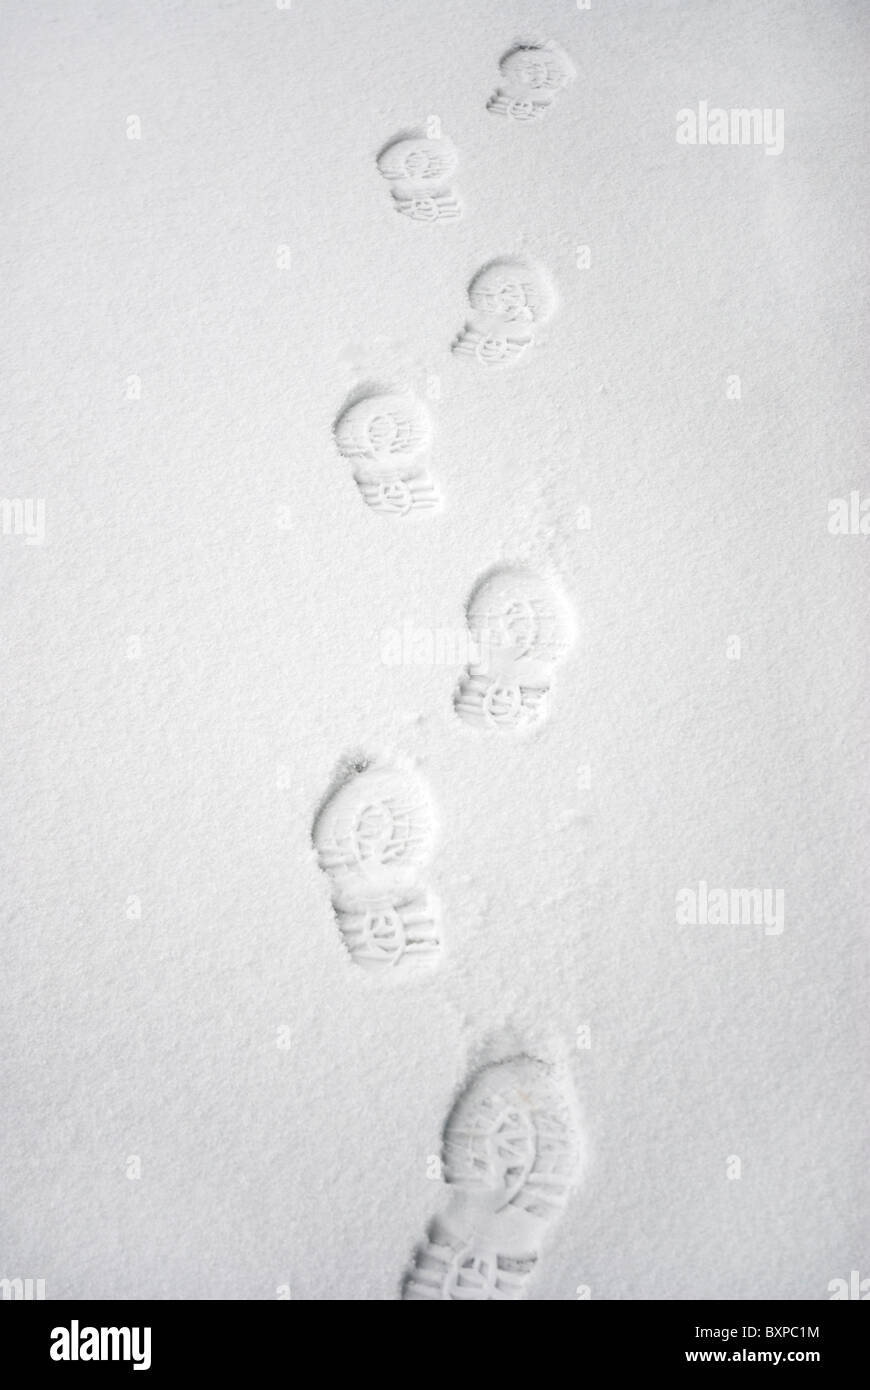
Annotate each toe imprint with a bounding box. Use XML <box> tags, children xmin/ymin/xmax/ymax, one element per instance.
<box><xmin>467</xmin><ymin>259</ymin><xmax>556</xmax><ymax>327</ymax></box>
<box><xmin>376</xmin><ymin>135</ymin><xmax>459</xmax><ymax>187</ymax></box>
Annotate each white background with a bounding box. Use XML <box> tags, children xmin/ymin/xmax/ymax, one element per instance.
<box><xmin>1</xmin><ymin>0</ymin><xmax>867</xmax><ymax>1299</ymax></box>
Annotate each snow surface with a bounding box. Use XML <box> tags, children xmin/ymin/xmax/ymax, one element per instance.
<box><xmin>1</xmin><ymin>0</ymin><xmax>867</xmax><ymax>1300</ymax></box>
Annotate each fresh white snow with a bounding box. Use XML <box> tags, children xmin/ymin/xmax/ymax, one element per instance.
<box><xmin>1</xmin><ymin>0</ymin><xmax>867</xmax><ymax>1300</ymax></box>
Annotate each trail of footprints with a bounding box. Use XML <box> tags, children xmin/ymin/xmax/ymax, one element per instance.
<box><xmin>311</xmin><ymin>40</ymin><xmax>584</xmax><ymax>1300</ymax></box>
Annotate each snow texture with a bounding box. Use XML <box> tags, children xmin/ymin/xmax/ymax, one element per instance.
<box><xmin>0</xmin><ymin>0</ymin><xmax>867</xmax><ymax>1300</ymax></box>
